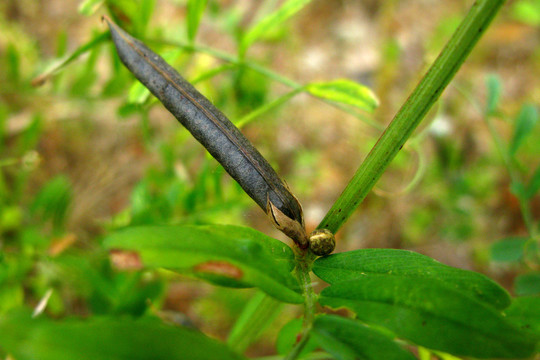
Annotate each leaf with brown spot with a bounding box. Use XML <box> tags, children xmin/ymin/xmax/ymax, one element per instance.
<box><xmin>104</xmin><ymin>224</ymin><xmax>303</xmax><ymax>304</ymax></box>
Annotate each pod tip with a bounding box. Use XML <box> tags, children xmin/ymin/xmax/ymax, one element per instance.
<box><xmin>101</xmin><ymin>15</ymin><xmax>111</xmax><ymax>25</ymax></box>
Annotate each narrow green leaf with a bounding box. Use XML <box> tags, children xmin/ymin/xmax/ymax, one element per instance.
<box><xmin>32</xmin><ymin>31</ymin><xmax>109</xmax><ymax>86</ymax></box>
<box><xmin>485</xmin><ymin>74</ymin><xmax>502</xmax><ymax>115</ymax></box>
<box><xmin>490</xmin><ymin>236</ymin><xmax>531</xmax><ymax>263</ymax></box>
<box><xmin>6</xmin><ymin>43</ymin><xmax>20</xmax><ymax>83</ymax></box>
<box><xmin>505</xmin><ymin>296</ymin><xmax>540</xmax><ymax>336</ymax></box>
<box><xmin>104</xmin><ymin>224</ymin><xmax>303</xmax><ymax>303</ymax></box>
<box><xmin>138</xmin><ymin>0</ymin><xmax>156</xmax><ymax>35</ymax></box>
<box><xmin>313</xmin><ymin>249</ymin><xmax>510</xmax><ymax>310</ymax></box>
<box><xmin>510</xmin><ymin>180</ymin><xmax>528</xmax><ymax>201</ymax></box>
<box><xmin>509</xmin><ymin>104</ymin><xmax>538</xmax><ymax>156</ymax></box>
<box><xmin>313</xmin><ymin>315</ymin><xmax>416</xmax><ymax>360</ymax></box>
<box><xmin>306</xmin><ymin>79</ymin><xmax>379</xmax><ymax>113</ymax></box>
<box><xmin>240</xmin><ymin>0</ymin><xmax>312</xmax><ymax>55</ymax></box>
<box><xmin>526</xmin><ymin>164</ymin><xmax>540</xmax><ymax>199</ymax></box>
<box><xmin>319</xmin><ymin>276</ymin><xmax>537</xmax><ymax>358</ymax></box>
<box><xmin>515</xmin><ymin>272</ymin><xmax>540</xmax><ymax>296</ymax></box>
<box><xmin>227</xmin><ymin>291</ymin><xmax>282</xmax><ymax>353</ymax></box>
<box><xmin>0</xmin><ymin>311</ymin><xmax>245</xmax><ymax>360</ymax></box>
<box><xmin>187</xmin><ymin>0</ymin><xmax>208</xmax><ymax>42</ymax></box>
<box><xmin>78</xmin><ymin>0</ymin><xmax>104</xmax><ymax>16</ymax></box>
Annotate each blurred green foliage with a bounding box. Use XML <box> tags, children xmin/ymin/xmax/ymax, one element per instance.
<box><xmin>0</xmin><ymin>0</ymin><xmax>538</xmax><ymax>359</ymax></box>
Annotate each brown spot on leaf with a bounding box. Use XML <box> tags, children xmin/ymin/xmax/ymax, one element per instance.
<box><xmin>48</xmin><ymin>233</ymin><xmax>77</xmax><ymax>256</ymax></box>
<box><xmin>110</xmin><ymin>249</ymin><xmax>142</xmax><ymax>270</ymax></box>
<box><xmin>193</xmin><ymin>261</ymin><xmax>243</xmax><ymax>279</ymax></box>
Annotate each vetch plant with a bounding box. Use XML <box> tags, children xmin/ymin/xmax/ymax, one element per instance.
<box><xmin>1</xmin><ymin>1</ymin><xmax>539</xmax><ymax>360</ymax></box>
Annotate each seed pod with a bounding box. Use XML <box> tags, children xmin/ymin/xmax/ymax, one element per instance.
<box><xmin>308</xmin><ymin>229</ymin><xmax>335</xmax><ymax>256</ymax></box>
<box><xmin>104</xmin><ymin>17</ymin><xmax>308</xmax><ymax>248</ymax></box>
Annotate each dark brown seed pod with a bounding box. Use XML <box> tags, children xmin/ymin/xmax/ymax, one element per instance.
<box><xmin>308</xmin><ymin>229</ymin><xmax>335</xmax><ymax>256</ymax></box>
<box><xmin>104</xmin><ymin>17</ymin><xmax>308</xmax><ymax>248</ymax></box>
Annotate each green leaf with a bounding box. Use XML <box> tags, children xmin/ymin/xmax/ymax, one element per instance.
<box><xmin>490</xmin><ymin>236</ymin><xmax>531</xmax><ymax>263</ymax></box>
<box><xmin>78</xmin><ymin>0</ymin><xmax>105</xmax><ymax>16</ymax></box>
<box><xmin>312</xmin><ymin>315</ymin><xmax>416</xmax><ymax>360</ymax></box>
<box><xmin>104</xmin><ymin>224</ymin><xmax>303</xmax><ymax>303</ymax></box>
<box><xmin>512</xmin><ymin>0</ymin><xmax>540</xmax><ymax>25</ymax></box>
<box><xmin>509</xmin><ymin>104</ymin><xmax>538</xmax><ymax>156</ymax></box>
<box><xmin>187</xmin><ymin>0</ymin><xmax>208</xmax><ymax>42</ymax></box>
<box><xmin>240</xmin><ymin>0</ymin><xmax>312</xmax><ymax>55</ymax></box>
<box><xmin>319</xmin><ymin>276</ymin><xmax>537</xmax><ymax>358</ymax></box>
<box><xmin>306</xmin><ymin>79</ymin><xmax>379</xmax><ymax>113</ymax></box>
<box><xmin>0</xmin><ymin>311</ymin><xmax>245</xmax><ymax>360</ymax></box>
<box><xmin>0</xmin><ymin>285</ymin><xmax>23</xmax><ymax>313</ymax></box>
<box><xmin>485</xmin><ymin>74</ymin><xmax>502</xmax><ymax>115</ymax></box>
<box><xmin>515</xmin><ymin>272</ymin><xmax>540</xmax><ymax>296</ymax></box>
<box><xmin>312</xmin><ymin>249</ymin><xmax>510</xmax><ymax>310</ymax></box>
<box><xmin>505</xmin><ymin>296</ymin><xmax>540</xmax><ymax>337</ymax></box>
<box><xmin>525</xmin><ymin>164</ymin><xmax>540</xmax><ymax>199</ymax></box>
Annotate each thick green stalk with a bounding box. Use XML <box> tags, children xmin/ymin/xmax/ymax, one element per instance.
<box><xmin>318</xmin><ymin>0</ymin><xmax>506</xmax><ymax>233</ymax></box>
<box><xmin>284</xmin><ymin>249</ymin><xmax>317</xmax><ymax>360</ymax></box>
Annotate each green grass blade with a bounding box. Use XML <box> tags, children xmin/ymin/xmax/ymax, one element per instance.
<box><xmin>227</xmin><ymin>291</ymin><xmax>283</xmax><ymax>353</ymax></box>
<box><xmin>32</xmin><ymin>31</ymin><xmax>109</xmax><ymax>87</ymax></box>
<box><xmin>509</xmin><ymin>104</ymin><xmax>538</xmax><ymax>156</ymax></box>
<box><xmin>240</xmin><ymin>0</ymin><xmax>312</xmax><ymax>56</ymax></box>
<box><xmin>485</xmin><ymin>73</ymin><xmax>502</xmax><ymax>115</ymax></box>
<box><xmin>186</xmin><ymin>0</ymin><xmax>208</xmax><ymax>43</ymax></box>
<box><xmin>318</xmin><ymin>0</ymin><xmax>506</xmax><ymax>233</ymax></box>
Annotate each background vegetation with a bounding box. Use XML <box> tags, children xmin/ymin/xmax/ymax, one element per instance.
<box><xmin>0</xmin><ymin>0</ymin><xmax>539</xmax><ymax>358</ymax></box>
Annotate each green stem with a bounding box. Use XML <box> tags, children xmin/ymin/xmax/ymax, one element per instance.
<box><xmin>0</xmin><ymin>158</ymin><xmax>19</xmax><ymax>167</ymax></box>
<box><xmin>318</xmin><ymin>0</ymin><xmax>506</xmax><ymax>233</ymax></box>
<box><xmin>284</xmin><ymin>249</ymin><xmax>317</xmax><ymax>360</ymax></box>
<box><xmin>235</xmin><ymin>88</ymin><xmax>303</xmax><ymax>128</ymax></box>
<box><xmin>190</xmin><ymin>63</ymin><xmax>237</xmax><ymax>85</ymax></box>
<box><xmin>147</xmin><ymin>38</ymin><xmax>382</xmax><ymax>130</ymax></box>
